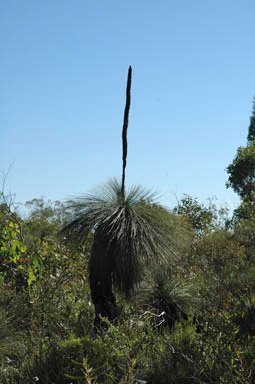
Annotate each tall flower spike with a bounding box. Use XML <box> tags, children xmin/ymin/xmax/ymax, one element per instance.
<box><xmin>121</xmin><ymin>66</ymin><xmax>132</xmax><ymax>197</ymax></box>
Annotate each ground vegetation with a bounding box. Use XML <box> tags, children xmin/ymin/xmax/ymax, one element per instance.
<box><xmin>1</xmin><ymin>78</ymin><xmax>255</xmax><ymax>383</ymax></box>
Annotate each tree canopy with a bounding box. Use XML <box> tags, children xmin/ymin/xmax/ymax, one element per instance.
<box><xmin>226</xmin><ymin>143</ymin><xmax>255</xmax><ymax>200</ymax></box>
<box><xmin>247</xmin><ymin>98</ymin><xmax>255</xmax><ymax>143</ymax></box>
<box><xmin>226</xmin><ymin>100</ymin><xmax>255</xmax><ymax>201</ymax></box>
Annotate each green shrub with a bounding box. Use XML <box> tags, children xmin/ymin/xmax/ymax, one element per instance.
<box><xmin>138</xmin><ymin>264</ymin><xmax>197</xmax><ymax>329</ymax></box>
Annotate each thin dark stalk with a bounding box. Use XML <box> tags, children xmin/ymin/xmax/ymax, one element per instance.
<box><xmin>121</xmin><ymin>66</ymin><xmax>132</xmax><ymax>197</ymax></box>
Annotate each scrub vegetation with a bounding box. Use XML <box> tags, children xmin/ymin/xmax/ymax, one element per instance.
<box><xmin>1</xmin><ymin>70</ymin><xmax>255</xmax><ymax>383</ymax></box>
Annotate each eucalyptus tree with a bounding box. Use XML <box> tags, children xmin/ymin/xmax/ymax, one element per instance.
<box><xmin>247</xmin><ymin>98</ymin><xmax>255</xmax><ymax>143</ymax></box>
<box><xmin>61</xmin><ymin>67</ymin><xmax>176</xmax><ymax>326</ymax></box>
<box><xmin>226</xmin><ymin>99</ymin><xmax>255</xmax><ymax>201</ymax></box>
<box><xmin>226</xmin><ymin>99</ymin><xmax>255</xmax><ymax>257</ymax></box>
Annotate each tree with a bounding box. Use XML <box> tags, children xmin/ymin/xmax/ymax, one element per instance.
<box><xmin>231</xmin><ymin>199</ymin><xmax>255</xmax><ymax>259</ymax></box>
<box><xmin>226</xmin><ymin>100</ymin><xmax>255</xmax><ymax>260</ymax></box>
<box><xmin>226</xmin><ymin>101</ymin><xmax>255</xmax><ymax>201</ymax></box>
<box><xmin>173</xmin><ymin>194</ymin><xmax>216</xmax><ymax>234</ymax></box>
<box><xmin>226</xmin><ymin>144</ymin><xmax>255</xmax><ymax>200</ymax></box>
<box><xmin>62</xmin><ymin>179</ymin><xmax>175</xmax><ymax>326</ymax></box>
<box><xmin>247</xmin><ymin>97</ymin><xmax>255</xmax><ymax>143</ymax></box>
<box><xmin>24</xmin><ymin>198</ymin><xmax>65</xmax><ymax>240</ymax></box>
<box><xmin>60</xmin><ymin>67</ymin><xmax>176</xmax><ymax>327</ymax></box>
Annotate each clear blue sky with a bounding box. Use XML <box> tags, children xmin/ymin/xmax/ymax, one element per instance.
<box><xmin>1</xmin><ymin>0</ymin><xmax>255</xmax><ymax>211</ymax></box>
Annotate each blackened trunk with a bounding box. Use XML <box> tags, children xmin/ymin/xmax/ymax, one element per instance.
<box><xmin>89</xmin><ymin>229</ymin><xmax>118</xmax><ymax>329</ymax></box>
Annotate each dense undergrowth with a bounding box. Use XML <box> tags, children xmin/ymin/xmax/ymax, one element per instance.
<box><xmin>0</xmin><ymin>193</ymin><xmax>255</xmax><ymax>384</ymax></box>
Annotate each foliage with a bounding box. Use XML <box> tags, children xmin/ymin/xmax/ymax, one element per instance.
<box><xmin>226</xmin><ymin>100</ymin><xmax>255</xmax><ymax>201</ymax></box>
<box><xmin>2</xmin><ymin>78</ymin><xmax>255</xmax><ymax>382</ymax></box>
<box><xmin>231</xmin><ymin>199</ymin><xmax>255</xmax><ymax>260</ymax></box>
<box><xmin>173</xmin><ymin>194</ymin><xmax>228</xmax><ymax>235</ymax></box>
<box><xmin>247</xmin><ymin>98</ymin><xmax>255</xmax><ymax>143</ymax></box>
<box><xmin>61</xmin><ymin>178</ymin><xmax>176</xmax><ymax>293</ymax></box>
<box><xmin>226</xmin><ymin>102</ymin><xmax>255</xmax><ymax>266</ymax></box>
<box><xmin>0</xmin><ymin>198</ymin><xmax>94</xmax><ymax>383</ymax></box>
<box><xmin>1</xmin><ymin>176</ymin><xmax>255</xmax><ymax>383</ymax></box>
<box><xmin>24</xmin><ymin>198</ymin><xmax>65</xmax><ymax>239</ymax></box>
<box><xmin>138</xmin><ymin>263</ymin><xmax>197</xmax><ymax>329</ymax></box>
<box><xmin>226</xmin><ymin>143</ymin><xmax>255</xmax><ymax>200</ymax></box>
<box><xmin>0</xmin><ymin>220</ymin><xmax>27</xmax><ymax>287</ymax></box>
<box><xmin>60</xmin><ymin>178</ymin><xmax>178</xmax><ymax>326</ymax></box>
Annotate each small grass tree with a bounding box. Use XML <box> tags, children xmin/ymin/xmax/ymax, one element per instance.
<box><xmin>61</xmin><ymin>67</ymin><xmax>176</xmax><ymax>328</ymax></box>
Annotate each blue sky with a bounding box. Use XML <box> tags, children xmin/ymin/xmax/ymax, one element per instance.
<box><xmin>1</xmin><ymin>0</ymin><xmax>255</xmax><ymax>212</ymax></box>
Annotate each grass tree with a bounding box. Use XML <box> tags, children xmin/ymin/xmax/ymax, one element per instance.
<box><xmin>61</xmin><ymin>67</ymin><xmax>176</xmax><ymax>327</ymax></box>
